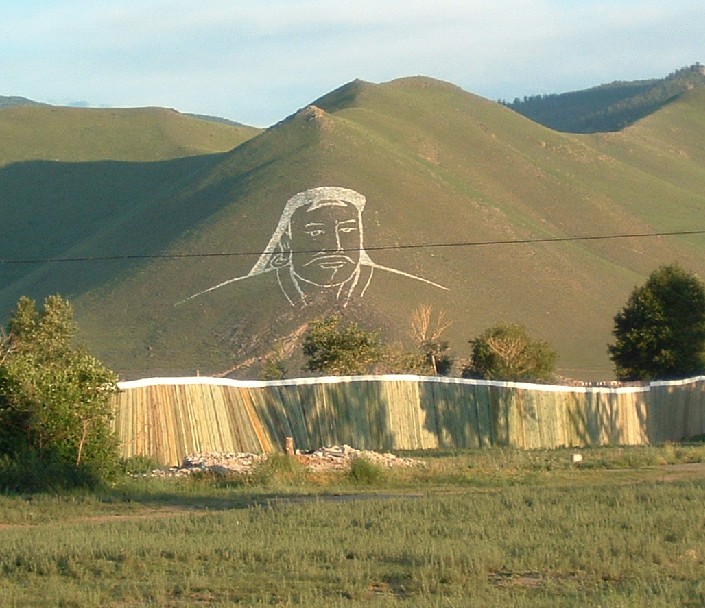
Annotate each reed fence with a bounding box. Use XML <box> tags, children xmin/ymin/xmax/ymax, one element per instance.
<box><xmin>112</xmin><ymin>375</ymin><xmax>705</xmax><ymax>465</ymax></box>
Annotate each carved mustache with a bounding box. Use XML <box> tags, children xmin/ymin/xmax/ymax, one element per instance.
<box><xmin>301</xmin><ymin>254</ymin><xmax>356</xmax><ymax>268</ymax></box>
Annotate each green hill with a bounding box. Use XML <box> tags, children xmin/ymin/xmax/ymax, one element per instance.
<box><xmin>507</xmin><ymin>64</ymin><xmax>705</xmax><ymax>132</ymax></box>
<box><xmin>0</xmin><ymin>104</ymin><xmax>260</xmax><ymax>165</ymax></box>
<box><xmin>1</xmin><ymin>74</ymin><xmax>705</xmax><ymax>381</ymax></box>
<box><xmin>0</xmin><ymin>103</ymin><xmax>261</xmax><ymax>334</ymax></box>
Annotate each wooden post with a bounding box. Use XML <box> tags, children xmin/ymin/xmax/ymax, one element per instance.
<box><xmin>285</xmin><ymin>436</ymin><xmax>295</xmax><ymax>455</ymax></box>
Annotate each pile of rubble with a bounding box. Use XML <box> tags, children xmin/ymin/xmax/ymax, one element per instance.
<box><xmin>149</xmin><ymin>445</ymin><xmax>421</xmax><ymax>477</ymax></box>
<box><xmin>297</xmin><ymin>445</ymin><xmax>421</xmax><ymax>472</ymax></box>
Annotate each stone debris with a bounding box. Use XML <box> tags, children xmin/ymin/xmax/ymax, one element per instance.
<box><xmin>148</xmin><ymin>452</ymin><xmax>265</xmax><ymax>477</ymax></box>
<box><xmin>146</xmin><ymin>445</ymin><xmax>421</xmax><ymax>477</ymax></box>
<box><xmin>299</xmin><ymin>444</ymin><xmax>420</xmax><ymax>472</ymax></box>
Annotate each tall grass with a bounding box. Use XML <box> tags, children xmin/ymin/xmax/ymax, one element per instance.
<box><xmin>1</xmin><ymin>446</ymin><xmax>704</xmax><ymax>606</ymax></box>
<box><xmin>1</xmin><ymin>482</ymin><xmax>704</xmax><ymax>606</ymax></box>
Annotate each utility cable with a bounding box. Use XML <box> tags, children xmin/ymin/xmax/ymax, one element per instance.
<box><xmin>0</xmin><ymin>227</ymin><xmax>703</xmax><ymax>265</ymax></box>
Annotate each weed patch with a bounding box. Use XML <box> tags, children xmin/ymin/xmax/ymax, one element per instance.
<box><xmin>1</xmin><ymin>445</ymin><xmax>705</xmax><ymax>606</ymax></box>
<box><xmin>347</xmin><ymin>457</ymin><xmax>386</xmax><ymax>485</ymax></box>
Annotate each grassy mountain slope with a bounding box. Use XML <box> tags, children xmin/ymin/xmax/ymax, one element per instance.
<box><xmin>0</xmin><ymin>104</ymin><xmax>261</xmax><ymax>319</ymax></box>
<box><xmin>44</xmin><ymin>76</ymin><xmax>704</xmax><ymax>381</ymax></box>
<box><xmin>507</xmin><ymin>64</ymin><xmax>705</xmax><ymax>132</ymax></box>
<box><xmin>1</xmin><ymin>75</ymin><xmax>704</xmax><ymax>380</ymax></box>
<box><xmin>0</xmin><ymin>105</ymin><xmax>260</xmax><ymax>165</ymax></box>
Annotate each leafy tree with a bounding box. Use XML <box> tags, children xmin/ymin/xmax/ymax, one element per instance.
<box><xmin>608</xmin><ymin>264</ymin><xmax>705</xmax><ymax>381</ymax></box>
<box><xmin>0</xmin><ymin>295</ymin><xmax>119</xmax><ymax>489</ymax></box>
<box><xmin>465</xmin><ymin>322</ymin><xmax>556</xmax><ymax>382</ymax></box>
<box><xmin>302</xmin><ymin>314</ymin><xmax>382</xmax><ymax>375</ymax></box>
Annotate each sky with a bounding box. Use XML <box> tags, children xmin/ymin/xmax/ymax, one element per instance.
<box><xmin>2</xmin><ymin>1</ymin><xmax>704</xmax><ymax>127</ymax></box>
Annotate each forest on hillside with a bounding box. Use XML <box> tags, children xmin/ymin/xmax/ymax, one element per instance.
<box><xmin>506</xmin><ymin>63</ymin><xmax>705</xmax><ymax>132</ymax></box>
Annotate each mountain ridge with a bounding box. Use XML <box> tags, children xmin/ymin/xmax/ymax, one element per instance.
<box><xmin>0</xmin><ymin>105</ymin><xmax>261</xmax><ymax>165</ymax></box>
<box><xmin>1</xmin><ymin>69</ymin><xmax>704</xmax><ymax>381</ymax></box>
<box><xmin>507</xmin><ymin>63</ymin><xmax>705</xmax><ymax>132</ymax></box>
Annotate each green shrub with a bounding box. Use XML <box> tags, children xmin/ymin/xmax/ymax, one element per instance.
<box><xmin>302</xmin><ymin>314</ymin><xmax>382</xmax><ymax>375</ymax></box>
<box><xmin>347</xmin><ymin>457</ymin><xmax>385</xmax><ymax>485</ymax></box>
<box><xmin>250</xmin><ymin>453</ymin><xmax>307</xmax><ymax>486</ymax></box>
<box><xmin>465</xmin><ymin>322</ymin><xmax>557</xmax><ymax>382</ymax></box>
<box><xmin>0</xmin><ymin>447</ymin><xmax>103</xmax><ymax>493</ymax></box>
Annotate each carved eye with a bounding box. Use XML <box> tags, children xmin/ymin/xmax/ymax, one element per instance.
<box><xmin>306</xmin><ymin>229</ymin><xmax>324</xmax><ymax>237</ymax></box>
<box><xmin>338</xmin><ymin>226</ymin><xmax>358</xmax><ymax>233</ymax></box>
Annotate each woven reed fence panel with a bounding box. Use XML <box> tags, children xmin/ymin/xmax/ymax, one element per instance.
<box><xmin>113</xmin><ymin>376</ymin><xmax>705</xmax><ymax>465</ymax></box>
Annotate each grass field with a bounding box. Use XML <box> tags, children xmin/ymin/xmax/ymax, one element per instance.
<box><xmin>1</xmin><ymin>445</ymin><xmax>705</xmax><ymax>607</ymax></box>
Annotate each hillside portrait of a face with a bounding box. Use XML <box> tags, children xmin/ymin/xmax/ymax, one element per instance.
<box><xmin>286</xmin><ymin>200</ymin><xmax>362</xmax><ymax>287</ymax></box>
<box><xmin>179</xmin><ymin>186</ymin><xmax>448</xmax><ymax>308</ymax></box>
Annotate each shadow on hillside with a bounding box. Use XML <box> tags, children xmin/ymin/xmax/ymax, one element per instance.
<box><xmin>0</xmin><ymin>153</ymin><xmax>235</xmax><ymax>305</ymax></box>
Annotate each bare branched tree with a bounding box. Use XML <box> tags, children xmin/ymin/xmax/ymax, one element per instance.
<box><xmin>411</xmin><ymin>305</ymin><xmax>453</xmax><ymax>375</ymax></box>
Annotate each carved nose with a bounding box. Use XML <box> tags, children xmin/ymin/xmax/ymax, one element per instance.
<box><xmin>318</xmin><ymin>233</ymin><xmax>336</xmax><ymax>252</ymax></box>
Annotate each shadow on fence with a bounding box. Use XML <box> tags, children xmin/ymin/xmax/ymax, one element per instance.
<box><xmin>112</xmin><ymin>375</ymin><xmax>705</xmax><ymax>465</ymax></box>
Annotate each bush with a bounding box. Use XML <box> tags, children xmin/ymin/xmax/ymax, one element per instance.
<box><xmin>0</xmin><ymin>447</ymin><xmax>103</xmax><ymax>493</ymax></box>
<box><xmin>250</xmin><ymin>453</ymin><xmax>307</xmax><ymax>486</ymax></box>
<box><xmin>465</xmin><ymin>322</ymin><xmax>556</xmax><ymax>382</ymax></box>
<box><xmin>302</xmin><ymin>314</ymin><xmax>382</xmax><ymax>375</ymax></box>
<box><xmin>259</xmin><ymin>355</ymin><xmax>287</xmax><ymax>381</ymax></box>
<box><xmin>347</xmin><ymin>457</ymin><xmax>385</xmax><ymax>485</ymax></box>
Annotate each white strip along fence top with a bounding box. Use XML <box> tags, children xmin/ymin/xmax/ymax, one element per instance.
<box><xmin>112</xmin><ymin>375</ymin><xmax>705</xmax><ymax>465</ymax></box>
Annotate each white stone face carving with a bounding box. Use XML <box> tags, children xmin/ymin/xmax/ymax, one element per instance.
<box><xmin>178</xmin><ymin>186</ymin><xmax>447</xmax><ymax>307</ymax></box>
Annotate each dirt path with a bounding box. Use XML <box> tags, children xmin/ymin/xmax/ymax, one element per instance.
<box><xmin>654</xmin><ymin>461</ymin><xmax>705</xmax><ymax>481</ymax></box>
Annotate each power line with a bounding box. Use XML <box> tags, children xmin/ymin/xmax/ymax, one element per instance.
<box><xmin>1</xmin><ymin>227</ymin><xmax>704</xmax><ymax>265</ymax></box>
